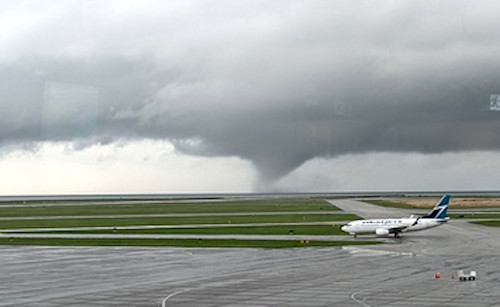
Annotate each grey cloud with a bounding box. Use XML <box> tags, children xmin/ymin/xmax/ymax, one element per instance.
<box><xmin>2</xmin><ymin>1</ymin><xmax>500</xmax><ymax>185</ymax></box>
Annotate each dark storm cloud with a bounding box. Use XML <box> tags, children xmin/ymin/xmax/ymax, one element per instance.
<box><xmin>2</xmin><ymin>0</ymin><xmax>500</xmax><ymax>182</ymax></box>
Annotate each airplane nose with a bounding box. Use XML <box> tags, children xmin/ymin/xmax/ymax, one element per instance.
<box><xmin>341</xmin><ymin>226</ymin><xmax>347</xmax><ymax>232</ymax></box>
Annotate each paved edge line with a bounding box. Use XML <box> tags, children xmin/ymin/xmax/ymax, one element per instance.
<box><xmin>351</xmin><ymin>290</ymin><xmax>372</xmax><ymax>307</ymax></box>
<box><xmin>161</xmin><ymin>288</ymin><xmax>191</xmax><ymax>307</ymax></box>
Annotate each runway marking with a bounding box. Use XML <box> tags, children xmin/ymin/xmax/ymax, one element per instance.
<box><xmin>161</xmin><ymin>288</ymin><xmax>191</xmax><ymax>307</ymax></box>
<box><xmin>159</xmin><ymin>277</ymin><xmax>251</xmax><ymax>306</ymax></box>
<box><xmin>342</xmin><ymin>246</ymin><xmax>415</xmax><ymax>257</ymax></box>
<box><xmin>350</xmin><ymin>290</ymin><xmax>372</xmax><ymax>307</ymax></box>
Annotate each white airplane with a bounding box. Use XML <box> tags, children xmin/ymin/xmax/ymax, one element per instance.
<box><xmin>341</xmin><ymin>195</ymin><xmax>450</xmax><ymax>237</ymax></box>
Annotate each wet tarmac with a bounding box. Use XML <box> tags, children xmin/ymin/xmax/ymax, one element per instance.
<box><xmin>1</xmin><ymin>199</ymin><xmax>499</xmax><ymax>306</ymax></box>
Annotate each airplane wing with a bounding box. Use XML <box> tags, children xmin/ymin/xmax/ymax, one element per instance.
<box><xmin>375</xmin><ymin>224</ymin><xmax>410</xmax><ymax>236</ymax></box>
<box><xmin>386</xmin><ymin>225</ymin><xmax>411</xmax><ymax>234</ymax></box>
<box><xmin>390</xmin><ymin>218</ymin><xmax>419</xmax><ymax>232</ymax></box>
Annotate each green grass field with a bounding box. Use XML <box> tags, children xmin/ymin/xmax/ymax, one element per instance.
<box><xmin>26</xmin><ymin>224</ymin><xmax>346</xmax><ymax>235</ymax></box>
<box><xmin>0</xmin><ymin>199</ymin><xmax>339</xmax><ymax>217</ymax></box>
<box><xmin>0</xmin><ymin>213</ymin><xmax>357</xmax><ymax>229</ymax></box>
<box><xmin>470</xmin><ymin>220</ymin><xmax>500</xmax><ymax>227</ymax></box>
<box><xmin>448</xmin><ymin>213</ymin><xmax>500</xmax><ymax>219</ymax></box>
<box><xmin>0</xmin><ymin>198</ymin><xmax>371</xmax><ymax>247</ymax></box>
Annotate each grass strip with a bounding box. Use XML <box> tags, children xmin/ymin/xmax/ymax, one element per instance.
<box><xmin>34</xmin><ymin>225</ymin><xmax>347</xmax><ymax>236</ymax></box>
<box><xmin>0</xmin><ymin>214</ymin><xmax>358</xmax><ymax>229</ymax></box>
<box><xmin>449</xmin><ymin>214</ymin><xmax>500</xmax><ymax>219</ymax></box>
<box><xmin>470</xmin><ymin>220</ymin><xmax>500</xmax><ymax>227</ymax></box>
<box><xmin>0</xmin><ymin>237</ymin><xmax>379</xmax><ymax>248</ymax></box>
<box><xmin>0</xmin><ymin>199</ymin><xmax>339</xmax><ymax>217</ymax></box>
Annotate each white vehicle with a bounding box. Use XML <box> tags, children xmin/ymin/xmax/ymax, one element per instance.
<box><xmin>341</xmin><ymin>195</ymin><xmax>450</xmax><ymax>237</ymax></box>
<box><xmin>458</xmin><ymin>270</ymin><xmax>477</xmax><ymax>281</ymax></box>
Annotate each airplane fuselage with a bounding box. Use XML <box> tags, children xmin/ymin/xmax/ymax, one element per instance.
<box><xmin>341</xmin><ymin>195</ymin><xmax>450</xmax><ymax>237</ymax></box>
<box><xmin>341</xmin><ymin>217</ymin><xmax>448</xmax><ymax>236</ymax></box>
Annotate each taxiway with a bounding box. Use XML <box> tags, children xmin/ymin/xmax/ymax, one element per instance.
<box><xmin>1</xmin><ymin>199</ymin><xmax>499</xmax><ymax>306</ymax></box>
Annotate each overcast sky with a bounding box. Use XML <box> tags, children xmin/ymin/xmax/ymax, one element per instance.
<box><xmin>1</xmin><ymin>0</ymin><xmax>500</xmax><ymax>194</ymax></box>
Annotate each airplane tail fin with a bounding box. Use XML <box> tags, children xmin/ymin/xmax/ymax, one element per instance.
<box><xmin>422</xmin><ymin>195</ymin><xmax>449</xmax><ymax>219</ymax></box>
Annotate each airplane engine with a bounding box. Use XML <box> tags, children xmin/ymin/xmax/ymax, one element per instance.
<box><xmin>375</xmin><ymin>228</ymin><xmax>390</xmax><ymax>236</ymax></box>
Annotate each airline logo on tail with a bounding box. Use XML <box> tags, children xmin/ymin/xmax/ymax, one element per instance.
<box><xmin>422</xmin><ymin>194</ymin><xmax>449</xmax><ymax>220</ymax></box>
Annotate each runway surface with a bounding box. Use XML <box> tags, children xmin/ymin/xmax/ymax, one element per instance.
<box><xmin>1</xmin><ymin>199</ymin><xmax>499</xmax><ymax>306</ymax></box>
<box><xmin>0</xmin><ymin>221</ymin><xmax>346</xmax><ymax>234</ymax></box>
